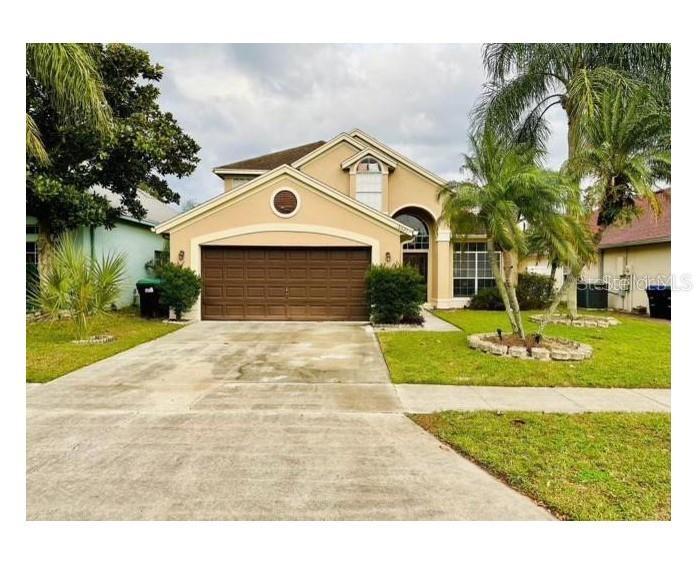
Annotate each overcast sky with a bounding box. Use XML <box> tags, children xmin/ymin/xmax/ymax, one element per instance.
<box><xmin>138</xmin><ymin>44</ymin><xmax>568</xmax><ymax>207</ymax></box>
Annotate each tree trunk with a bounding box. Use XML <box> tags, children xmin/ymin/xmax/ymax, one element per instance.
<box><xmin>565</xmin><ymin>111</ymin><xmax>581</xmax><ymax>320</ymax></box>
<box><xmin>36</xmin><ymin>224</ymin><xmax>55</xmax><ymax>277</ymax></box>
<box><xmin>502</xmin><ymin>251</ymin><xmax>525</xmax><ymax>339</ymax></box>
<box><xmin>486</xmin><ymin>240</ymin><xmax>519</xmax><ymax>336</ymax></box>
<box><xmin>538</xmin><ymin>272</ymin><xmax>577</xmax><ymax>336</ymax></box>
<box><xmin>549</xmin><ymin>262</ymin><xmax>558</xmax><ymax>299</ymax></box>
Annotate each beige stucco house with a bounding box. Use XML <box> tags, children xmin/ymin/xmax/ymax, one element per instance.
<box><xmin>155</xmin><ymin>129</ymin><xmax>495</xmax><ymax>321</ymax></box>
<box><xmin>582</xmin><ymin>189</ymin><xmax>671</xmax><ymax>312</ymax></box>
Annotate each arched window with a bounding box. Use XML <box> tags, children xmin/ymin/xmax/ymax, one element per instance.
<box><xmin>355</xmin><ymin>157</ymin><xmax>383</xmax><ymax>209</ymax></box>
<box><xmin>395</xmin><ymin>213</ymin><xmax>429</xmax><ymax>250</ymax></box>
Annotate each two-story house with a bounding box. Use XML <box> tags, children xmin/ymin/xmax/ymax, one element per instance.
<box><xmin>155</xmin><ymin>129</ymin><xmax>495</xmax><ymax>320</ymax></box>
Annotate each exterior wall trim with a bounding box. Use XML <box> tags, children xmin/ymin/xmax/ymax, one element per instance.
<box><xmin>213</xmin><ymin>168</ymin><xmax>267</xmax><ymax>177</ymax></box>
<box><xmin>341</xmin><ymin>148</ymin><xmax>397</xmax><ymax>171</ymax></box>
<box><xmin>291</xmin><ymin>133</ymin><xmax>366</xmax><ymax>168</ymax></box>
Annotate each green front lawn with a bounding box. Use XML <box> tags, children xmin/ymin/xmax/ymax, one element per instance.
<box><xmin>378</xmin><ymin>309</ymin><xmax>670</xmax><ymax>387</ymax></box>
<box><xmin>26</xmin><ymin>309</ymin><xmax>182</xmax><ymax>383</ymax></box>
<box><xmin>412</xmin><ymin>411</ymin><xmax>670</xmax><ymax>520</ymax></box>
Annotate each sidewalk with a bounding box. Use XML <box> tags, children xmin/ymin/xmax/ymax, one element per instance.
<box><xmin>396</xmin><ymin>384</ymin><xmax>671</xmax><ymax>414</ymax></box>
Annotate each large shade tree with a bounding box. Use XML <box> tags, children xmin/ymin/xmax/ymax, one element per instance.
<box><xmin>438</xmin><ymin>128</ymin><xmax>589</xmax><ymax>339</ymax></box>
<box><xmin>26</xmin><ymin>43</ymin><xmax>200</xmax><ymax>236</ymax></box>
<box><xmin>476</xmin><ymin>43</ymin><xmax>671</xmax><ymax>316</ymax></box>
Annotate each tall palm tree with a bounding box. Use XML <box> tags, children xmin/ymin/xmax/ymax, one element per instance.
<box><xmin>26</xmin><ymin>43</ymin><xmax>112</xmax><ymax>164</ymax></box>
<box><xmin>568</xmin><ymin>87</ymin><xmax>671</xmax><ymax>237</ymax></box>
<box><xmin>476</xmin><ymin>43</ymin><xmax>670</xmax><ymax>157</ymax></box>
<box><xmin>439</xmin><ymin>128</ymin><xmax>586</xmax><ymax>339</ymax></box>
<box><xmin>476</xmin><ymin>43</ymin><xmax>670</xmax><ymax>316</ymax></box>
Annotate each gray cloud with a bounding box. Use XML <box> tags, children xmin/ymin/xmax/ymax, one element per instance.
<box><xmin>137</xmin><ymin>43</ymin><xmax>568</xmax><ymax>205</ymax></box>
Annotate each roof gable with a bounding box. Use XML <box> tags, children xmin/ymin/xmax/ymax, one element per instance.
<box><xmin>155</xmin><ymin>165</ymin><xmax>416</xmax><ymax>236</ymax></box>
<box><xmin>341</xmin><ymin>147</ymin><xmax>397</xmax><ymax>171</ymax></box>
<box><xmin>348</xmin><ymin>129</ymin><xmax>448</xmax><ymax>186</ymax></box>
<box><xmin>291</xmin><ymin>133</ymin><xmax>365</xmax><ymax>168</ymax></box>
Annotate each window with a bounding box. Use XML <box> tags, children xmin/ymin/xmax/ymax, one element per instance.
<box><xmin>355</xmin><ymin>157</ymin><xmax>383</xmax><ymax>210</ymax></box>
<box><xmin>26</xmin><ymin>241</ymin><xmax>39</xmax><ymax>265</ymax></box>
<box><xmin>394</xmin><ymin>213</ymin><xmax>429</xmax><ymax>250</ymax></box>
<box><xmin>453</xmin><ymin>242</ymin><xmax>500</xmax><ymax>297</ymax></box>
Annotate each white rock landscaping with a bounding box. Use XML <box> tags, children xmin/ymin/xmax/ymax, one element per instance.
<box><xmin>467</xmin><ymin>332</ymin><xmax>592</xmax><ymax>361</ymax></box>
<box><xmin>529</xmin><ymin>314</ymin><xmax>620</xmax><ymax>328</ymax></box>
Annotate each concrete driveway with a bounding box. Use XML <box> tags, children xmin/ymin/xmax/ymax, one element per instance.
<box><xmin>27</xmin><ymin>321</ymin><xmax>551</xmax><ymax>520</ymax></box>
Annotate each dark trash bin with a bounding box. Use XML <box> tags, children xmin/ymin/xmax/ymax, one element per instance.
<box><xmin>645</xmin><ymin>285</ymin><xmax>671</xmax><ymax>320</ymax></box>
<box><xmin>577</xmin><ymin>282</ymin><xmax>608</xmax><ymax>309</ymax></box>
<box><xmin>136</xmin><ymin>278</ymin><xmax>168</xmax><ymax>318</ymax></box>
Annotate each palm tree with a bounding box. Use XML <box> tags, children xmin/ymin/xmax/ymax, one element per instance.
<box><xmin>30</xmin><ymin>233</ymin><xmax>125</xmax><ymax>340</ymax></box>
<box><xmin>439</xmin><ymin>128</ymin><xmax>585</xmax><ymax>339</ymax></box>
<box><xmin>568</xmin><ymin>87</ymin><xmax>671</xmax><ymax>238</ymax></box>
<box><xmin>26</xmin><ymin>43</ymin><xmax>112</xmax><ymax>164</ymax></box>
<box><xmin>476</xmin><ymin>43</ymin><xmax>670</xmax><ymax>316</ymax></box>
<box><xmin>476</xmin><ymin>43</ymin><xmax>670</xmax><ymax>157</ymax></box>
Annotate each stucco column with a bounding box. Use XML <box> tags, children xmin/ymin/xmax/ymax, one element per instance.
<box><xmin>434</xmin><ymin>229</ymin><xmax>452</xmax><ymax>308</ymax></box>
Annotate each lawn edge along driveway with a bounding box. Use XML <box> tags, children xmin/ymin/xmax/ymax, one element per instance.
<box><xmin>26</xmin><ymin>310</ymin><xmax>183</xmax><ymax>383</ymax></box>
<box><xmin>377</xmin><ymin>309</ymin><xmax>670</xmax><ymax>388</ymax></box>
<box><xmin>411</xmin><ymin>410</ymin><xmax>671</xmax><ymax>521</ymax></box>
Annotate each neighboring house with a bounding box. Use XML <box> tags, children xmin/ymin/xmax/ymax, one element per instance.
<box><xmin>582</xmin><ymin>189</ymin><xmax>671</xmax><ymax>312</ymax></box>
<box><xmin>155</xmin><ymin>129</ymin><xmax>498</xmax><ymax>321</ymax></box>
<box><xmin>26</xmin><ymin>188</ymin><xmax>179</xmax><ymax>309</ymax></box>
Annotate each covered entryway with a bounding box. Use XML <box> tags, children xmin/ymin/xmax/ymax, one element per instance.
<box><xmin>201</xmin><ymin>246</ymin><xmax>371</xmax><ymax>321</ymax></box>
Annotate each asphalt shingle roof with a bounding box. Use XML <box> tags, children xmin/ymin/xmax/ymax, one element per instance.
<box><xmin>590</xmin><ymin>189</ymin><xmax>671</xmax><ymax>248</ymax></box>
<box><xmin>215</xmin><ymin>141</ymin><xmax>325</xmax><ymax>171</ymax></box>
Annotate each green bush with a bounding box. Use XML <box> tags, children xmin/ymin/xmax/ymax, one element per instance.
<box><xmin>468</xmin><ymin>273</ymin><xmax>554</xmax><ymax>311</ymax></box>
<box><xmin>365</xmin><ymin>264</ymin><xmax>426</xmax><ymax>324</ymax></box>
<box><xmin>159</xmin><ymin>263</ymin><xmax>202</xmax><ymax>320</ymax></box>
<box><xmin>517</xmin><ymin>272</ymin><xmax>554</xmax><ymax>309</ymax></box>
<box><xmin>468</xmin><ymin>286</ymin><xmax>505</xmax><ymax>310</ymax></box>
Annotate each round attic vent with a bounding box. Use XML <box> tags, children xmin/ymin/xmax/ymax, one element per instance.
<box><xmin>272</xmin><ymin>189</ymin><xmax>299</xmax><ymax>216</ymax></box>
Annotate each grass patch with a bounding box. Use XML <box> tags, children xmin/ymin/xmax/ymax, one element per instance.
<box><xmin>411</xmin><ymin>411</ymin><xmax>670</xmax><ymax>520</ymax></box>
<box><xmin>378</xmin><ymin>309</ymin><xmax>669</xmax><ymax>387</ymax></box>
<box><xmin>26</xmin><ymin>309</ymin><xmax>182</xmax><ymax>383</ymax></box>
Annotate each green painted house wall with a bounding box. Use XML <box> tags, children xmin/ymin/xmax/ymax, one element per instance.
<box><xmin>27</xmin><ymin>215</ymin><xmax>168</xmax><ymax>310</ymax></box>
<box><xmin>76</xmin><ymin>220</ymin><xmax>168</xmax><ymax>309</ymax></box>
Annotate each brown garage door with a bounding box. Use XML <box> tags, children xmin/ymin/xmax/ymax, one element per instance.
<box><xmin>201</xmin><ymin>246</ymin><xmax>371</xmax><ymax>321</ymax></box>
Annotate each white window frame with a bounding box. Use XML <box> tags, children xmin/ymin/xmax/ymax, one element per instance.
<box><xmin>452</xmin><ymin>242</ymin><xmax>501</xmax><ymax>297</ymax></box>
<box><xmin>355</xmin><ymin>158</ymin><xmax>383</xmax><ymax>210</ymax></box>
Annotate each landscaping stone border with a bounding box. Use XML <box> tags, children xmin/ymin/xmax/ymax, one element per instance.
<box><xmin>467</xmin><ymin>332</ymin><xmax>593</xmax><ymax>361</ymax></box>
<box><xmin>529</xmin><ymin>314</ymin><xmax>620</xmax><ymax>328</ymax></box>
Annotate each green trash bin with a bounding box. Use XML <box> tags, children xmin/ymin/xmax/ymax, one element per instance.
<box><xmin>136</xmin><ymin>278</ymin><xmax>168</xmax><ymax>318</ymax></box>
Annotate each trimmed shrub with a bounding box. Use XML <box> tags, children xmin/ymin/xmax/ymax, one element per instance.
<box><xmin>468</xmin><ymin>286</ymin><xmax>505</xmax><ymax>310</ymax></box>
<box><xmin>159</xmin><ymin>263</ymin><xmax>202</xmax><ymax>320</ymax></box>
<box><xmin>517</xmin><ymin>272</ymin><xmax>554</xmax><ymax>310</ymax></box>
<box><xmin>468</xmin><ymin>273</ymin><xmax>555</xmax><ymax>311</ymax></box>
<box><xmin>365</xmin><ymin>264</ymin><xmax>426</xmax><ymax>324</ymax></box>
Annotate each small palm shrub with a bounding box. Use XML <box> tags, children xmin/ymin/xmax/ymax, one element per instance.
<box><xmin>159</xmin><ymin>263</ymin><xmax>202</xmax><ymax>320</ymax></box>
<box><xmin>365</xmin><ymin>264</ymin><xmax>426</xmax><ymax>324</ymax></box>
<box><xmin>31</xmin><ymin>233</ymin><xmax>126</xmax><ymax>340</ymax></box>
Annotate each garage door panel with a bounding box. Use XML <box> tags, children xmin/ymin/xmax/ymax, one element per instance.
<box><xmin>201</xmin><ymin>246</ymin><xmax>370</xmax><ymax>320</ymax></box>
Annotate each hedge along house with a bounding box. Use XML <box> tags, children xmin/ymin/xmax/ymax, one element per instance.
<box><xmin>582</xmin><ymin>188</ymin><xmax>671</xmax><ymax>313</ymax></box>
<box><xmin>26</xmin><ymin>188</ymin><xmax>179</xmax><ymax>309</ymax></box>
<box><xmin>155</xmin><ymin>129</ymin><xmax>495</xmax><ymax>321</ymax></box>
